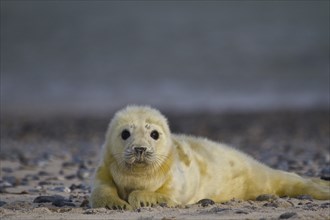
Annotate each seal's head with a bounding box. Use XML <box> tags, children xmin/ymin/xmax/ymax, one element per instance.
<box><xmin>105</xmin><ymin>106</ymin><xmax>172</xmax><ymax>171</ymax></box>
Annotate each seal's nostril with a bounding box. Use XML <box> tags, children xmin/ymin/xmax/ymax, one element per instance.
<box><xmin>134</xmin><ymin>147</ymin><xmax>146</xmax><ymax>154</ymax></box>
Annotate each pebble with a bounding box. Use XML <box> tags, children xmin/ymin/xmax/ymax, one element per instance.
<box><xmin>65</xmin><ymin>174</ymin><xmax>77</xmax><ymax>180</ymax></box>
<box><xmin>0</xmin><ymin>180</ymin><xmax>13</xmax><ymax>188</ymax></box>
<box><xmin>2</xmin><ymin>176</ymin><xmax>19</xmax><ymax>187</ymax></box>
<box><xmin>31</xmin><ymin>153</ymin><xmax>52</xmax><ymax>167</ymax></box>
<box><xmin>320</xmin><ymin>166</ymin><xmax>330</xmax><ymax>181</ymax></box>
<box><xmin>69</xmin><ymin>183</ymin><xmax>90</xmax><ymax>191</ymax></box>
<box><xmin>50</xmin><ymin>186</ymin><xmax>71</xmax><ymax>193</ymax></box>
<box><xmin>320</xmin><ymin>202</ymin><xmax>330</xmax><ymax>209</ymax></box>
<box><xmin>77</xmin><ymin>163</ymin><xmax>91</xmax><ymax>180</ymax></box>
<box><xmin>38</xmin><ymin>171</ymin><xmax>50</xmax><ymax>176</ymax></box>
<box><xmin>38</xmin><ymin>181</ymin><xmax>52</xmax><ymax>186</ymax></box>
<box><xmin>208</xmin><ymin>207</ymin><xmax>230</xmax><ymax>213</ymax></box>
<box><xmin>263</xmin><ymin>202</ymin><xmax>278</xmax><ymax>208</ymax></box>
<box><xmin>197</xmin><ymin>199</ymin><xmax>215</xmax><ymax>207</ymax></box>
<box><xmin>33</xmin><ymin>195</ymin><xmax>75</xmax><ymax>207</ymax></box>
<box><xmin>62</xmin><ymin>161</ymin><xmax>77</xmax><ymax>168</ymax></box>
<box><xmin>20</xmin><ymin>179</ymin><xmax>29</xmax><ymax>186</ymax></box>
<box><xmin>52</xmin><ymin>199</ymin><xmax>75</xmax><ymax>207</ymax></box>
<box><xmin>256</xmin><ymin>194</ymin><xmax>278</xmax><ymax>201</ymax></box>
<box><xmin>83</xmin><ymin>209</ymin><xmax>96</xmax><ymax>214</ymax></box>
<box><xmin>235</xmin><ymin>210</ymin><xmax>249</xmax><ymax>214</ymax></box>
<box><xmin>296</xmin><ymin>195</ymin><xmax>313</xmax><ymax>200</ymax></box>
<box><xmin>279</xmin><ymin>212</ymin><xmax>297</xmax><ymax>219</ymax></box>
<box><xmin>33</xmin><ymin>195</ymin><xmax>65</xmax><ymax>203</ymax></box>
<box><xmin>0</xmin><ymin>201</ymin><xmax>7</xmax><ymax>207</ymax></box>
<box><xmin>33</xmin><ymin>159</ymin><xmax>49</xmax><ymax>168</ymax></box>
<box><xmin>1</xmin><ymin>167</ymin><xmax>13</xmax><ymax>173</ymax></box>
<box><xmin>22</xmin><ymin>174</ymin><xmax>39</xmax><ymax>181</ymax></box>
<box><xmin>72</xmin><ymin>156</ymin><xmax>85</xmax><ymax>165</ymax></box>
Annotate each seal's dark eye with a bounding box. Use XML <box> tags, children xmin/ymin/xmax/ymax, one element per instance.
<box><xmin>121</xmin><ymin>130</ymin><xmax>130</xmax><ymax>140</ymax></box>
<box><xmin>150</xmin><ymin>130</ymin><xmax>159</xmax><ymax>140</ymax></box>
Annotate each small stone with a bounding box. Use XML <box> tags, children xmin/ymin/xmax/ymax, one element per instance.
<box><xmin>2</xmin><ymin>176</ymin><xmax>19</xmax><ymax>187</ymax></box>
<box><xmin>235</xmin><ymin>210</ymin><xmax>248</xmax><ymax>214</ymax></box>
<box><xmin>23</xmin><ymin>174</ymin><xmax>39</xmax><ymax>181</ymax></box>
<box><xmin>320</xmin><ymin>166</ymin><xmax>330</xmax><ymax>181</ymax></box>
<box><xmin>263</xmin><ymin>202</ymin><xmax>278</xmax><ymax>208</ymax></box>
<box><xmin>197</xmin><ymin>199</ymin><xmax>215</xmax><ymax>207</ymax></box>
<box><xmin>33</xmin><ymin>195</ymin><xmax>75</xmax><ymax>207</ymax></box>
<box><xmin>38</xmin><ymin>181</ymin><xmax>52</xmax><ymax>186</ymax></box>
<box><xmin>69</xmin><ymin>184</ymin><xmax>79</xmax><ymax>191</ymax></box>
<box><xmin>0</xmin><ymin>180</ymin><xmax>13</xmax><ymax>188</ymax></box>
<box><xmin>70</xmin><ymin>156</ymin><xmax>83</xmax><ymax>165</ymax></box>
<box><xmin>2</xmin><ymin>167</ymin><xmax>13</xmax><ymax>173</ymax></box>
<box><xmin>77</xmin><ymin>168</ymin><xmax>91</xmax><ymax>180</ymax></box>
<box><xmin>208</xmin><ymin>207</ymin><xmax>230</xmax><ymax>213</ymax></box>
<box><xmin>320</xmin><ymin>202</ymin><xmax>330</xmax><ymax>208</ymax></box>
<box><xmin>65</xmin><ymin>174</ymin><xmax>76</xmax><ymax>180</ymax></box>
<box><xmin>296</xmin><ymin>195</ymin><xmax>313</xmax><ymax>200</ymax></box>
<box><xmin>38</xmin><ymin>171</ymin><xmax>50</xmax><ymax>176</ymax></box>
<box><xmin>34</xmin><ymin>159</ymin><xmax>49</xmax><ymax>167</ymax></box>
<box><xmin>79</xmin><ymin>162</ymin><xmax>88</xmax><ymax>169</ymax></box>
<box><xmin>69</xmin><ymin>183</ymin><xmax>90</xmax><ymax>191</ymax></box>
<box><xmin>83</xmin><ymin>209</ymin><xmax>95</xmax><ymax>214</ymax></box>
<box><xmin>256</xmin><ymin>194</ymin><xmax>278</xmax><ymax>201</ymax></box>
<box><xmin>0</xmin><ymin>201</ymin><xmax>7</xmax><ymax>207</ymax></box>
<box><xmin>33</xmin><ymin>195</ymin><xmax>65</xmax><ymax>203</ymax></box>
<box><xmin>20</xmin><ymin>179</ymin><xmax>29</xmax><ymax>186</ymax></box>
<box><xmin>52</xmin><ymin>200</ymin><xmax>75</xmax><ymax>207</ymax></box>
<box><xmin>50</xmin><ymin>186</ymin><xmax>71</xmax><ymax>193</ymax></box>
<box><xmin>62</xmin><ymin>161</ymin><xmax>77</xmax><ymax>168</ymax></box>
<box><xmin>279</xmin><ymin>212</ymin><xmax>297</xmax><ymax>219</ymax></box>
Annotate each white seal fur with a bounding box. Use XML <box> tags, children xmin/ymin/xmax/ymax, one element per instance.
<box><xmin>90</xmin><ymin>106</ymin><xmax>330</xmax><ymax>210</ymax></box>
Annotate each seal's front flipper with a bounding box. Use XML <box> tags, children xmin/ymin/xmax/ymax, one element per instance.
<box><xmin>128</xmin><ymin>190</ymin><xmax>177</xmax><ymax>209</ymax></box>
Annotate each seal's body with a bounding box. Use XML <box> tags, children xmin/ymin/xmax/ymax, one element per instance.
<box><xmin>90</xmin><ymin>106</ymin><xmax>330</xmax><ymax>210</ymax></box>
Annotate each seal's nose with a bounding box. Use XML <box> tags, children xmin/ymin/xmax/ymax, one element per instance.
<box><xmin>134</xmin><ymin>147</ymin><xmax>146</xmax><ymax>154</ymax></box>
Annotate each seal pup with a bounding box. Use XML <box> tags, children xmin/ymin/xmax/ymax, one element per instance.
<box><xmin>90</xmin><ymin>106</ymin><xmax>330</xmax><ymax>210</ymax></box>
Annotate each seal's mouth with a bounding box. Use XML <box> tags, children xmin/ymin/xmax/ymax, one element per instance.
<box><xmin>124</xmin><ymin>146</ymin><xmax>153</xmax><ymax>166</ymax></box>
<box><xmin>125</xmin><ymin>157</ymin><xmax>149</xmax><ymax>167</ymax></box>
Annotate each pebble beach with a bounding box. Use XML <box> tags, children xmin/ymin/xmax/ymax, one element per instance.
<box><xmin>1</xmin><ymin>109</ymin><xmax>329</xmax><ymax>219</ymax></box>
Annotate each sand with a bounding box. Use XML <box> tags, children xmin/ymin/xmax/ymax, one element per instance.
<box><xmin>1</xmin><ymin>109</ymin><xmax>329</xmax><ymax>219</ymax></box>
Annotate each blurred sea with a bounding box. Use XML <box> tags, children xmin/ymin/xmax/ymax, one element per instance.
<box><xmin>1</xmin><ymin>1</ymin><xmax>329</xmax><ymax>116</ymax></box>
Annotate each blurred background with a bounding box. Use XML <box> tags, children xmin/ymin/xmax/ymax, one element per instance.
<box><xmin>1</xmin><ymin>1</ymin><xmax>329</xmax><ymax>116</ymax></box>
